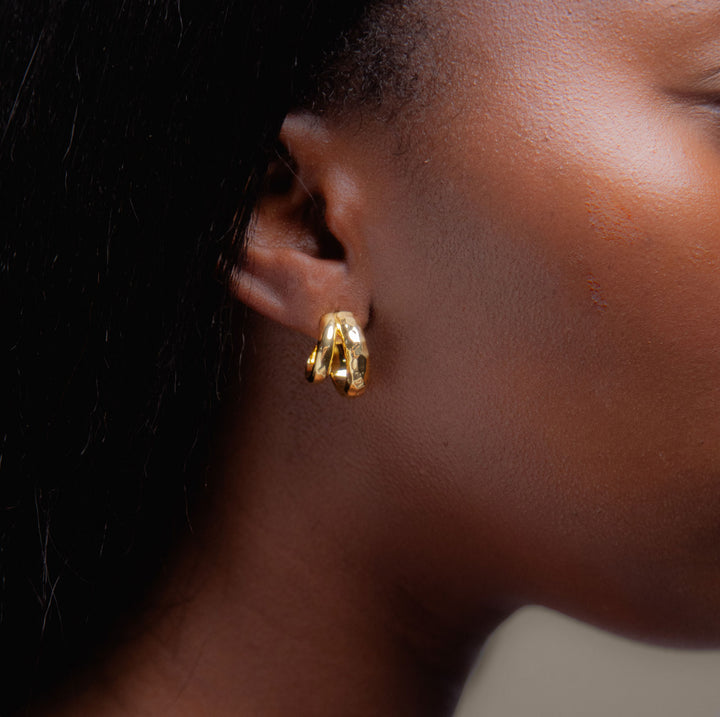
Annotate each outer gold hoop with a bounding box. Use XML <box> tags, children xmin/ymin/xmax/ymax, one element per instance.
<box><xmin>305</xmin><ymin>311</ymin><xmax>369</xmax><ymax>397</ymax></box>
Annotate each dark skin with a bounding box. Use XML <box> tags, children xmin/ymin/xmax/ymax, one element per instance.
<box><xmin>43</xmin><ymin>1</ymin><xmax>720</xmax><ymax>714</ymax></box>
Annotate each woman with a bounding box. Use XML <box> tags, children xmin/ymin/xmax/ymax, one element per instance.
<box><xmin>4</xmin><ymin>0</ymin><xmax>720</xmax><ymax>714</ymax></box>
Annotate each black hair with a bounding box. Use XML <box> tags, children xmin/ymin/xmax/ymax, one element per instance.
<box><xmin>1</xmin><ymin>0</ymin><xmax>426</xmax><ymax>711</ymax></box>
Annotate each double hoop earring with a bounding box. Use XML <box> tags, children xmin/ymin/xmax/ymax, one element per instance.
<box><xmin>306</xmin><ymin>311</ymin><xmax>369</xmax><ymax>397</ymax></box>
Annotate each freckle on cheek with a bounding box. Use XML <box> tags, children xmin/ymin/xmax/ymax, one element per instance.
<box><xmin>586</xmin><ymin>274</ymin><xmax>608</xmax><ymax>311</ymax></box>
<box><xmin>584</xmin><ymin>193</ymin><xmax>645</xmax><ymax>244</ymax></box>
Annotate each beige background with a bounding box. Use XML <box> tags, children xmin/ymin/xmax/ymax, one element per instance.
<box><xmin>454</xmin><ymin>607</ymin><xmax>720</xmax><ymax>717</ymax></box>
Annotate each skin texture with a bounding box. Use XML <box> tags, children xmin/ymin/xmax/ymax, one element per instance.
<box><xmin>43</xmin><ymin>1</ymin><xmax>720</xmax><ymax>715</ymax></box>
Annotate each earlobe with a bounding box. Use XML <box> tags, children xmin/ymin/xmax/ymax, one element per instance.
<box><xmin>227</xmin><ymin>112</ymin><xmax>371</xmax><ymax>339</ymax></box>
<box><xmin>229</xmin><ymin>245</ymin><xmax>350</xmax><ymax>337</ymax></box>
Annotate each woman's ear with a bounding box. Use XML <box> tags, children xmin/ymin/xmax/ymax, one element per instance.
<box><xmin>228</xmin><ymin>112</ymin><xmax>372</xmax><ymax>338</ymax></box>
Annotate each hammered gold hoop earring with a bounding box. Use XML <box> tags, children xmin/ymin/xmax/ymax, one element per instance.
<box><xmin>306</xmin><ymin>311</ymin><xmax>369</xmax><ymax>397</ymax></box>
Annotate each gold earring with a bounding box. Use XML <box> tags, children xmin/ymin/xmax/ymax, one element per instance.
<box><xmin>306</xmin><ymin>311</ymin><xmax>369</xmax><ymax>397</ymax></box>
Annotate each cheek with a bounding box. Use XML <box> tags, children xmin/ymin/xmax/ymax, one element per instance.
<box><xmin>519</xmin><ymin>105</ymin><xmax>720</xmax><ymax>458</ymax></box>
<box><xmin>514</xmin><ymin>122</ymin><xmax>720</xmax><ymax>637</ymax></box>
<box><xmin>368</xmin><ymin>80</ymin><xmax>720</xmax><ymax>641</ymax></box>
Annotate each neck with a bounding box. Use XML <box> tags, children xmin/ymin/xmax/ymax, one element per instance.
<box><xmin>43</xmin><ymin>321</ymin><xmax>508</xmax><ymax>716</ymax></box>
